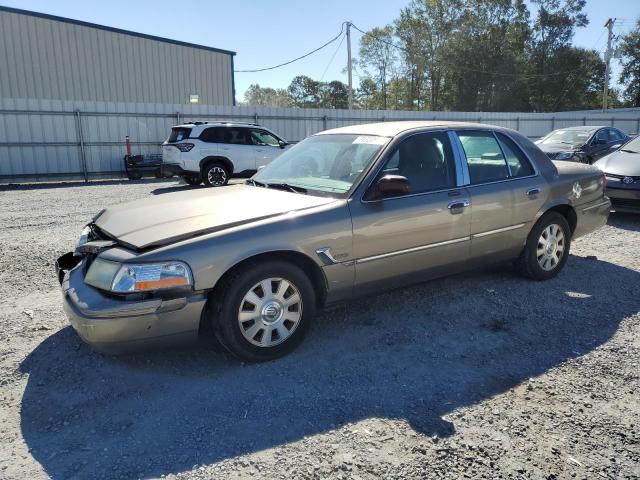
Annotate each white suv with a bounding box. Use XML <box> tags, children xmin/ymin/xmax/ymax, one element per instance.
<box><xmin>162</xmin><ymin>122</ymin><xmax>290</xmax><ymax>187</ymax></box>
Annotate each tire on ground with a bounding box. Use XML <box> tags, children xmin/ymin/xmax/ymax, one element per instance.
<box><xmin>202</xmin><ymin>162</ymin><xmax>230</xmax><ymax>187</ymax></box>
<box><xmin>208</xmin><ymin>260</ymin><xmax>316</xmax><ymax>362</ymax></box>
<box><xmin>516</xmin><ymin>211</ymin><xmax>571</xmax><ymax>281</ymax></box>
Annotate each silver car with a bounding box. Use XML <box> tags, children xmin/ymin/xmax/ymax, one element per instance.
<box><xmin>56</xmin><ymin>122</ymin><xmax>611</xmax><ymax>361</ymax></box>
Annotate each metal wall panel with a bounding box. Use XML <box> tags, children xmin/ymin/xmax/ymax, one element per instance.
<box><xmin>0</xmin><ymin>8</ymin><xmax>234</xmax><ymax>106</ymax></box>
<box><xmin>1</xmin><ymin>99</ymin><xmax>639</xmax><ymax>182</ymax></box>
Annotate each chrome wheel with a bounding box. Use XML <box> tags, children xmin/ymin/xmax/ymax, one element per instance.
<box><xmin>537</xmin><ymin>223</ymin><xmax>565</xmax><ymax>271</ymax></box>
<box><xmin>237</xmin><ymin>277</ymin><xmax>303</xmax><ymax>348</ymax></box>
<box><xmin>207</xmin><ymin>166</ymin><xmax>227</xmax><ymax>186</ymax></box>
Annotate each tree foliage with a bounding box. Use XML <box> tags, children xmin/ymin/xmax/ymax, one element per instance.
<box><xmin>619</xmin><ymin>19</ymin><xmax>640</xmax><ymax>107</ymax></box>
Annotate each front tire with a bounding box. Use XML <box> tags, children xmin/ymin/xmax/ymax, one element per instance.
<box><xmin>516</xmin><ymin>212</ymin><xmax>571</xmax><ymax>280</ymax></box>
<box><xmin>203</xmin><ymin>162</ymin><xmax>230</xmax><ymax>187</ymax></box>
<box><xmin>209</xmin><ymin>261</ymin><xmax>316</xmax><ymax>361</ymax></box>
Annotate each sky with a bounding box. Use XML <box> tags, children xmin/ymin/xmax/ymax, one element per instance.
<box><xmin>2</xmin><ymin>0</ymin><xmax>638</xmax><ymax>102</ymax></box>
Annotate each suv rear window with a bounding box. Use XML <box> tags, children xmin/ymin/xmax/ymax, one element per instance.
<box><xmin>168</xmin><ymin>127</ymin><xmax>192</xmax><ymax>143</ymax></box>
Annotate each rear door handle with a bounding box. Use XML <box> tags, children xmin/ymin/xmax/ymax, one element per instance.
<box><xmin>447</xmin><ymin>199</ymin><xmax>470</xmax><ymax>214</ymax></box>
<box><xmin>526</xmin><ymin>187</ymin><xmax>541</xmax><ymax>197</ymax></box>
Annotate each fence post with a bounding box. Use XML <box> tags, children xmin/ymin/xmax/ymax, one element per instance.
<box><xmin>254</xmin><ymin>113</ymin><xmax>258</xmax><ymax>124</ymax></box>
<box><xmin>176</xmin><ymin>111</ymin><xmax>181</xmax><ymax>125</ymax></box>
<box><xmin>516</xmin><ymin>117</ymin><xmax>520</xmax><ymax>131</ymax></box>
<box><xmin>74</xmin><ymin>110</ymin><xmax>88</xmax><ymax>183</ymax></box>
<box><xmin>478</xmin><ymin>116</ymin><xmax>482</xmax><ymax>124</ymax></box>
<box><xmin>322</xmin><ymin>115</ymin><xmax>327</xmax><ymax>130</ymax></box>
<box><xmin>636</xmin><ymin>117</ymin><xmax>640</xmax><ymax>134</ymax></box>
<box><xmin>610</xmin><ymin>117</ymin><xmax>615</xmax><ymax>127</ymax></box>
<box><xmin>583</xmin><ymin>117</ymin><xmax>587</xmax><ymax>126</ymax></box>
<box><xmin>551</xmin><ymin>117</ymin><xmax>555</xmax><ymax>130</ymax></box>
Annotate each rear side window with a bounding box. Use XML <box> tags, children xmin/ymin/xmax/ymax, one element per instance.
<box><xmin>607</xmin><ymin>128</ymin><xmax>623</xmax><ymax>141</ymax></box>
<box><xmin>168</xmin><ymin>127</ymin><xmax>192</xmax><ymax>143</ymax></box>
<box><xmin>595</xmin><ymin>129</ymin><xmax>608</xmax><ymax>142</ymax></box>
<box><xmin>220</xmin><ymin>127</ymin><xmax>250</xmax><ymax>145</ymax></box>
<box><xmin>495</xmin><ymin>132</ymin><xmax>534</xmax><ymax>178</ymax></box>
<box><xmin>457</xmin><ymin>131</ymin><xmax>509</xmax><ymax>184</ymax></box>
<box><xmin>199</xmin><ymin>127</ymin><xmax>221</xmax><ymax>143</ymax></box>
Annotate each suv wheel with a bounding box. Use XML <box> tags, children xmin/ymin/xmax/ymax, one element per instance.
<box><xmin>516</xmin><ymin>212</ymin><xmax>571</xmax><ymax>281</ymax></box>
<box><xmin>209</xmin><ymin>261</ymin><xmax>316</xmax><ymax>361</ymax></box>
<box><xmin>203</xmin><ymin>162</ymin><xmax>230</xmax><ymax>187</ymax></box>
<box><xmin>183</xmin><ymin>176</ymin><xmax>201</xmax><ymax>186</ymax></box>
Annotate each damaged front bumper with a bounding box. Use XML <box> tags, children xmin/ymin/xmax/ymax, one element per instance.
<box><xmin>56</xmin><ymin>253</ymin><xmax>206</xmax><ymax>354</ymax></box>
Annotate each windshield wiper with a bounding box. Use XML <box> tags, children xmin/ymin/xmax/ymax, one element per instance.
<box><xmin>246</xmin><ymin>179</ymin><xmax>268</xmax><ymax>187</ymax></box>
<box><xmin>620</xmin><ymin>149</ymin><xmax>639</xmax><ymax>154</ymax></box>
<box><xmin>264</xmin><ymin>182</ymin><xmax>307</xmax><ymax>194</ymax></box>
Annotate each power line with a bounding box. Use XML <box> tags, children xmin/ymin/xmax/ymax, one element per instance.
<box><xmin>320</xmin><ymin>31</ymin><xmax>346</xmax><ymax>82</ymax></box>
<box><xmin>234</xmin><ymin>24</ymin><xmax>346</xmax><ymax>73</ymax></box>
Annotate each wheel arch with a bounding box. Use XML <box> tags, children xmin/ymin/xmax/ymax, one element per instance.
<box><xmin>537</xmin><ymin>202</ymin><xmax>577</xmax><ymax>235</ymax></box>
<box><xmin>199</xmin><ymin>250</ymin><xmax>328</xmax><ymax>333</ymax></box>
<box><xmin>200</xmin><ymin>156</ymin><xmax>234</xmax><ymax>176</ymax></box>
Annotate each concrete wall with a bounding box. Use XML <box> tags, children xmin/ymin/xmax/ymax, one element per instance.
<box><xmin>0</xmin><ymin>6</ymin><xmax>235</xmax><ymax>106</ymax></box>
<box><xmin>1</xmin><ymin>99</ymin><xmax>639</xmax><ymax>182</ymax></box>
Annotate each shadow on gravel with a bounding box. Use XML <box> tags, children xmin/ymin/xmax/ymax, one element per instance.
<box><xmin>19</xmin><ymin>255</ymin><xmax>640</xmax><ymax>479</ymax></box>
<box><xmin>607</xmin><ymin>212</ymin><xmax>640</xmax><ymax>232</ymax></box>
<box><xmin>151</xmin><ymin>184</ymin><xmax>204</xmax><ymax>195</ymax></box>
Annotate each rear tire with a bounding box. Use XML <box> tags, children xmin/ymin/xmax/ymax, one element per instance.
<box><xmin>203</xmin><ymin>162</ymin><xmax>230</xmax><ymax>187</ymax></box>
<box><xmin>182</xmin><ymin>176</ymin><xmax>201</xmax><ymax>186</ymax></box>
<box><xmin>127</xmin><ymin>170</ymin><xmax>142</xmax><ymax>180</ymax></box>
<box><xmin>516</xmin><ymin>212</ymin><xmax>571</xmax><ymax>281</ymax></box>
<box><xmin>208</xmin><ymin>261</ymin><xmax>316</xmax><ymax>361</ymax></box>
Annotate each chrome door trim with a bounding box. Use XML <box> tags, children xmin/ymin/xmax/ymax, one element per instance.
<box><xmin>355</xmin><ymin>236</ymin><xmax>470</xmax><ymax>264</ymax></box>
<box><xmin>472</xmin><ymin>223</ymin><xmax>526</xmax><ymax>239</ymax></box>
<box><xmin>581</xmin><ymin>199</ymin><xmax>611</xmax><ymax>212</ymax></box>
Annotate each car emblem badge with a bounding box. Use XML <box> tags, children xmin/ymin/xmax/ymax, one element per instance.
<box><xmin>572</xmin><ymin>182</ymin><xmax>582</xmax><ymax>199</ymax></box>
<box><xmin>622</xmin><ymin>176</ymin><xmax>634</xmax><ymax>185</ymax></box>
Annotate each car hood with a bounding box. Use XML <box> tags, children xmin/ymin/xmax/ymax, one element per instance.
<box><xmin>538</xmin><ymin>143</ymin><xmax>580</xmax><ymax>153</ymax></box>
<box><xmin>95</xmin><ymin>184</ymin><xmax>337</xmax><ymax>249</ymax></box>
<box><xmin>595</xmin><ymin>150</ymin><xmax>640</xmax><ymax>176</ymax></box>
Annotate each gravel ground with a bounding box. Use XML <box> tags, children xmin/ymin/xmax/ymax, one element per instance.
<box><xmin>0</xmin><ymin>179</ymin><xmax>638</xmax><ymax>480</ymax></box>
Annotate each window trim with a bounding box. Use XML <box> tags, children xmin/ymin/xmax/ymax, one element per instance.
<box><xmin>453</xmin><ymin>129</ymin><xmax>540</xmax><ymax>187</ymax></box>
<box><xmin>456</xmin><ymin>129</ymin><xmax>512</xmax><ymax>185</ymax></box>
<box><xmin>359</xmin><ymin>129</ymin><xmax>463</xmax><ymax>204</ymax></box>
<box><xmin>494</xmin><ymin>131</ymin><xmax>535</xmax><ymax>179</ymax></box>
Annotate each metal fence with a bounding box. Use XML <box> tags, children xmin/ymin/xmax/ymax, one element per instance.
<box><xmin>1</xmin><ymin>98</ymin><xmax>639</xmax><ymax>182</ymax></box>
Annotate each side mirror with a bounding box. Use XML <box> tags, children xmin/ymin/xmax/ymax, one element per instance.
<box><xmin>372</xmin><ymin>175</ymin><xmax>410</xmax><ymax>200</ymax></box>
<box><xmin>278</xmin><ymin>140</ymin><xmax>287</xmax><ymax>149</ymax></box>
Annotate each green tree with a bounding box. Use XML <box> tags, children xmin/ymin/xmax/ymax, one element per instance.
<box><xmin>287</xmin><ymin>75</ymin><xmax>321</xmax><ymax>108</ymax></box>
<box><xmin>357</xmin><ymin>26</ymin><xmax>397</xmax><ymax>109</ymax></box>
<box><xmin>318</xmin><ymin>81</ymin><xmax>349</xmax><ymax>109</ymax></box>
<box><xmin>619</xmin><ymin>19</ymin><xmax>640</xmax><ymax>107</ymax></box>
<box><xmin>243</xmin><ymin>84</ymin><xmax>293</xmax><ymax>107</ymax></box>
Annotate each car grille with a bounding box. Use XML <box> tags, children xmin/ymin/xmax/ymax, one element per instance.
<box><xmin>606</xmin><ymin>173</ymin><xmax>640</xmax><ymax>182</ymax></box>
<box><xmin>545</xmin><ymin>152</ymin><xmax>555</xmax><ymax>159</ymax></box>
<box><xmin>611</xmin><ymin>198</ymin><xmax>640</xmax><ymax>209</ymax></box>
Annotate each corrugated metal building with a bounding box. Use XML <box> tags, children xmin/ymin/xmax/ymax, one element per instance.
<box><xmin>0</xmin><ymin>6</ymin><xmax>236</xmax><ymax>105</ymax></box>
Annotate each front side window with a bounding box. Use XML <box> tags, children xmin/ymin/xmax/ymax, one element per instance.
<box><xmin>252</xmin><ymin>134</ymin><xmax>389</xmax><ymax>196</ymax></box>
<box><xmin>251</xmin><ymin>129</ymin><xmax>280</xmax><ymax>146</ymax></box>
<box><xmin>458</xmin><ymin>131</ymin><xmax>510</xmax><ymax>184</ymax></box>
<box><xmin>379</xmin><ymin>132</ymin><xmax>456</xmax><ymax>194</ymax></box>
<box><xmin>221</xmin><ymin>127</ymin><xmax>250</xmax><ymax>145</ymax></box>
<box><xmin>594</xmin><ymin>129</ymin><xmax>608</xmax><ymax>143</ymax></box>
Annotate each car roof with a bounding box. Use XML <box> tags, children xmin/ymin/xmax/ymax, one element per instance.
<box><xmin>554</xmin><ymin>126</ymin><xmax>605</xmax><ymax>131</ymax></box>
<box><xmin>172</xmin><ymin>122</ymin><xmax>262</xmax><ymax>129</ymax></box>
<box><xmin>316</xmin><ymin>121</ymin><xmax>508</xmax><ymax>137</ymax></box>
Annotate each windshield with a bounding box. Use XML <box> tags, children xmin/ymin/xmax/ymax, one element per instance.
<box><xmin>621</xmin><ymin>136</ymin><xmax>640</xmax><ymax>153</ymax></box>
<box><xmin>251</xmin><ymin>134</ymin><xmax>389</xmax><ymax>196</ymax></box>
<box><xmin>540</xmin><ymin>129</ymin><xmax>594</xmax><ymax>146</ymax></box>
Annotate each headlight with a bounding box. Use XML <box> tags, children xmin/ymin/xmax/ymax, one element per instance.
<box><xmin>554</xmin><ymin>152</ymin><xmax>574</xmax><ymax>160</ymax></box>
<box><xmin>85</xmin><ymin>258</ymin><xmax>193</xmax><ymax>293</ymax></box>
<box><xmin>78</xmin><ymin>225</ymin><xmax>91</xmax><ymax>247</ymax></box>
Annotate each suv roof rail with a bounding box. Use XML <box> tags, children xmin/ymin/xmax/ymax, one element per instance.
<box><xmin>181</xmin><ymin>121</ymin><xmax>260</xmax><ymax>127</ymax></box>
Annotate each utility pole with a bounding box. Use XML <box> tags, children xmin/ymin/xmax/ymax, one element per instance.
<box><xmin>603</xmin><ymin>18</ymin><xmax>615</xmax><ymax>111</ymax></box>
<box><xmin>346</xmin><ymin>21</ymin><xmax>353</xmax><ymax>110</ymax></box>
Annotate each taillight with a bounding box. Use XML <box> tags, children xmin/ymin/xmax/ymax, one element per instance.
<box><xmin>175</xmin><ymin>143</ymin><xmax>194</xmax><ymax>152</ymax></box>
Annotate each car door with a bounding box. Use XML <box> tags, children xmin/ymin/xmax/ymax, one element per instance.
<box><xmin>218</xmin><ymin>127</ymin><xmax>256</xmax><ymax>172</ymax></box>
<box><xmin>587</xmin><ymin>128</ymin><xmax>612</xmax><ymax>161</ymax></box>
<box><xmin>350</xmin><ymin>130</ymin><xmax>471</xmax><ymax>296</ymax></box>
<box><xmin>250</xmin><ymin>128</ymin><xmax>284</xmax><ymax>169</ymax></box>
<box><xmin>454</xmin><ymin>130</ymin><xmax>545</xmax><ymax>261</ymax></box>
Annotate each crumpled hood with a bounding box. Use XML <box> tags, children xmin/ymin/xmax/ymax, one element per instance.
<box><xmin>595</xmin><ymin>150</ymin><xmax>640</xmax><ymax>176</ymax></box>
<box><xmin>95</xmin><ymin>184</ymin><xmax>336</xmax><ymax>249</ymax></box>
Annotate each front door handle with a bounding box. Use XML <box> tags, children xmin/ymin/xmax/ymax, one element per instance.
<box><xmin>447</xmin><ymin>199</ymin><xmax>470</xmax><ymax>214</ymax></box>
<box><xmin>526</xmin><ymin>187</ymin><xmax>541</xmax><ymax>197</ymax></box>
